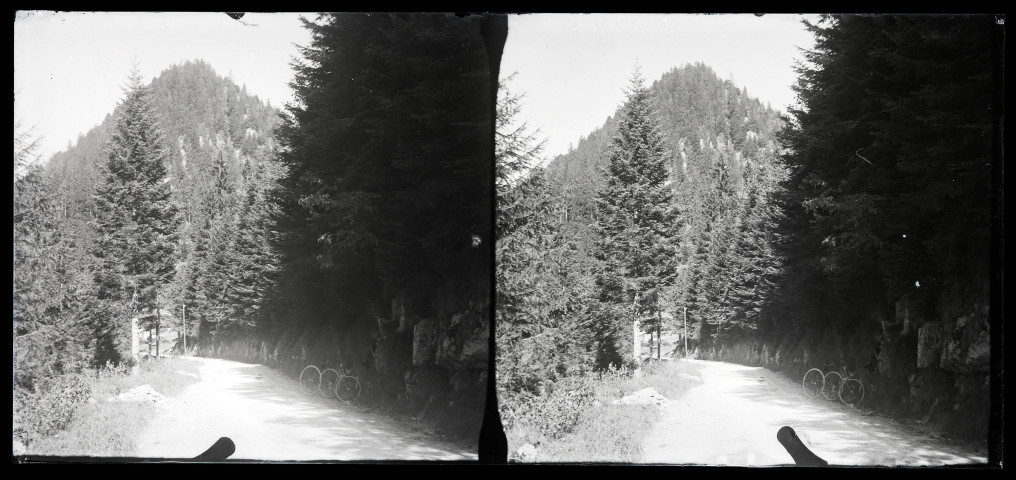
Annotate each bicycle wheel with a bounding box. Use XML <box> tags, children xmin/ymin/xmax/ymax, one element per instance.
<box><xmin>335</xmin><ymin>375</ymin><xmax>361</xmax><ymax>403</ymax></box>
<box><xmin>839</xmin><ymin>378</ymin><xmax>864</xmax><ymax>406</ymax></box>
<box><xmin>299</xmin><ymin>365</ymin><xmax>321</xmax><ymax>395</ymax></box>
<box><xmin>320</xmin><ymin>368</ymin><xmax>340</xmax><ymax>398</ymax></box>
<box><xmin>823</xmin><ymin>371</ymin><xmax>842</xmax><ymax>401</ymax></box>
<box><xmin>803</xmin><ymin>368</ymin><xmax>824</xmax><ymax>399</ymax></box>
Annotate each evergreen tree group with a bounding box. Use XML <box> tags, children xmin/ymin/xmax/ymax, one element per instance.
<box><xmin>268</xmin><ymin>13</ymin><xmax>494</xmax><ymax>437</ymax></box>
<box><xmin>15</xmin><ymin>59</ymin><xmax>285</xmax><ymax>387</ymax></box>
<box><xmin>776</xmin><ymin>15</ymin><xmax>995</xmax><ymax>333</ymax></box>
<box><xmin>275</xmin><ymin>12</ymin><xmax>491</xmax><ymax>331</ymax></box>
<box><xmin>541</xmin><ymin>63</ymin><xmax>786</xmax><ymax>361</ymax></box>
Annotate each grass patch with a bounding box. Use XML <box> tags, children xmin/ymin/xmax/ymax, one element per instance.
<box><xmin>27</xmin><ymin>396</ymin><xmax>152</xmax><ymax>457</ymax></box>
<box><xmin>125</xmin><ymin>355</ymin><xmax>202</xmax><ymax>397</ymax></box>
<box><xmin>503</xmin><ymin>359</ymin><xmax>705</xmax><ymax>463</ymax></box>
<box><xmin>14</xmin><ymin>356</ymin><xmax>202</xmax><ymax>458</ymax></box>
<box><xmin>536</xmin><ymin>402</ymin><xmax>659</xmax><ymax>463</ymax></box>
<box><xmin>627</xmin><ymin>359</ymin><xmax>705</xmax><ymax>399</ymax></box>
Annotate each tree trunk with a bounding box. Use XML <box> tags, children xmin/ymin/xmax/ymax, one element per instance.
<box><xmin>633</xmin><ymin>315</ymin><xmax>640</xmax><ymax>365</ymax></box>
<box><xmin>156</xmin><ymin>308</ymin><xmax>161</xmax><ymax>359</ymax></box>
<box><xmin>632</xmin><ymin>293</ymin><xmax>642</xmax><ymax>377</ymax></box>
<box><xmin>657</xmin><ymin>312</ymin><xmax>662</xmax><ymax>360</ymax></box>
<box><xmin>131</xmin><ymin>316</ymin><xmax>140</xmax><ymax>375</ymax></box>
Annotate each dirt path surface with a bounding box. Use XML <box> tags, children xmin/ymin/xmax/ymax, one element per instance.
<box><xmin>134</xmin><ymin>356</ymin><xmax>476</xmax><ymax>462</ymax></box>
<box><xmin>641</xmin><ymin>359</ymin><xmax>988</xmax><ymax>466</ymax></box>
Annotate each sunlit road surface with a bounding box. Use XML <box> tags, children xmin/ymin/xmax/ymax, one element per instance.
<box><xmin>641</xmin><ymin>359</ymin><xmax>988</xmax><ymax>466</ymax></box>
<box><xmin>134</xmin><ymin>357</ymin><xmax>476</xmax><ymax>462</ymax></box>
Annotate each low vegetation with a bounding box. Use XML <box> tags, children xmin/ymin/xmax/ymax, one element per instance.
<box><xmin>503</xmin><ymin>360</ymin><xmax>704</xmax><ymax>463</ymax></box>
<box><xmin>13</xmin><ymin>356</ymin><xmax>201</xmax><ymax>458</ymax></box>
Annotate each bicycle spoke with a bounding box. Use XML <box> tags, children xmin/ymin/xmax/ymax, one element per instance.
<box><xmin>320</xmin><ymin>369</ymin><xmax>340</xmax><ymax>398</ymax></box>
<box><xmin>823</xmin><ymin>371</ymin><xmax>842</xmax><ymax>401</ymax></box>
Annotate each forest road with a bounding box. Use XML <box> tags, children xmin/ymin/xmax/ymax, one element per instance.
<box><xmin>134</xmin><ymin>356</ymin><xmax>476</xmax><ymax>461</ymax></box>
<box><xmin>641</xmin><ymin>359</ymin><xmax>988</xmax><ymax>466</ymax></box>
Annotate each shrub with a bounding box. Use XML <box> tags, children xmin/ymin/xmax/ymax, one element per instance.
<box><xmin>502</xmin><ymin>359</ymin><xmax>705</xmax><ymax>462</ymax></box>
<box><xmin>13</xmin><ymin>358</ymin><xmax>200</xmax><ymax>456</ymax></box>
<box><xmin>501</xmin><ymin>374</ymin><xmax>598</xmax><ymax>442</ymax></box>
<box><xmin>14</xmin><ymin>373</ymin><xmax>92</xmax><ymax>445</ymax></box>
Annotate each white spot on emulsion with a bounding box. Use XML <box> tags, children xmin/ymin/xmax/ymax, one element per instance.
<box><xmin>915</xmin><ymin>281</ymin><xmax>921</xmax><ymax>288</ymax></box>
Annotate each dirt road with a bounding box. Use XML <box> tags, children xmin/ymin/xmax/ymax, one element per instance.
<box><xmin>133</xmin><ymin>356</ymin><xmax>476</xmax><ymax>461</ymax></box>
<box><xmin>641</xmin><ymin>359</ymin><xmax>988</xmax><ymax>466</ymax></box>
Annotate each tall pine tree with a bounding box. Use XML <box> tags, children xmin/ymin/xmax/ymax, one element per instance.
<box><xmin>91</xmin><ymin>66</ymin><xmax>181</xmax><ymax>366</ymax></box>
<box><xmin>593</xmin><ymin>67</ymin><xmax>679</xmax><ymax>369</ymax></box>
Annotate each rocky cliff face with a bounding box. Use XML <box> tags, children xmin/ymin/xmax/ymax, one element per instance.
<box><xmin>701</xmin><ymin>283</ymin><xmax>991</xmax><ymax>446</ymax></box>
<box><xmin>395</xmin><ymin>287</ymin><xmax>490</xmax><ymax>437</ymax></box>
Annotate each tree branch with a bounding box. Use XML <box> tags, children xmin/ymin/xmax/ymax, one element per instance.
<box><xmin>854</xmin><ymin>148</ymin><xmax>873</xmax><ymax>166</ymax></box>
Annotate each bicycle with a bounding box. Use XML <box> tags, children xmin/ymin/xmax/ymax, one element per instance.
<box><xmin>299</xmin><ymin>363</ymin><xmax>361</xmax><ymax>403</ymax></box>
<box><xmin>801</xmin><ymin>367</ymin><xmax>865</xmax><ymax>407</ymax></box>
<box><xmin>333</xmin><ymin>368</ymin><xmax>361</xmax><ymax>403</ymax></box>
<box><xmin>299</xmin><ymin>364</ymin><xmax>321</xmax><ymax>395</ymax></box>
<box><xmin>837</xmin><ymin>371</ymin><xmax>865</xmax><ymax>407</ymax></box>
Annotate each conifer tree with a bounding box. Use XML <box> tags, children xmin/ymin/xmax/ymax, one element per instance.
<box><xmin>593</xmin><ymin>67</ymin><xmax>679</xmax><ymax>369</ymax></box>
<box><xmin>221</xmin><ymin>155</ymin><xmax>283</xmax><ymax>330</ymax></box>
<box><xmin>91</xmin><ymin>66</ymin><xmax>181</xmax><ymax>365</ymax></box>
<box><xmin>14</xmin><ymin>124</ymin><xmax>92</xmax><ymax>387</ymax></box>
<box><xmin>495</xmin><ymin>77</ymin><xmax>594</xmax><ymax>398</ymax></box>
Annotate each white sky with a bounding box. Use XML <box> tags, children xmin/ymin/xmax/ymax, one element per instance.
<box><xmin>13</xmin><ymin>11</ymin><xmax>315</xmax><ymax>164</ymax></box>
<box><xmin>14</xmin><ymin>12</ymin><xmax>820</xmax><ymax>168</ymax></box>
<box><xmin>500</xmin><ymin>13</ymin><xmax>821</xmax><ymax>162</ymax></box>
